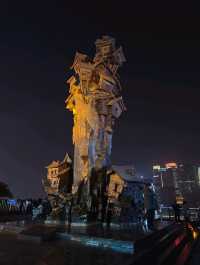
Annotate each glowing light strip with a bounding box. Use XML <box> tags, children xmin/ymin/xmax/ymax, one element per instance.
<box><xmin>58</xmin><ymin>233</ymin><xmax>134</xmax><ymax>254</ymax></box>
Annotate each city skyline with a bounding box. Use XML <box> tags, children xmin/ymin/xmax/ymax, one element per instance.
<box><xmin>153</xmin><ymin>162</ymin><xmax>200</xmax><ymax>207</ymax></box>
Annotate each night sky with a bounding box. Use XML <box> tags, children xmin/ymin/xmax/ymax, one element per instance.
<box><xmin>0</xmin><ymin>2</ymin><xmax>200</xmax><ymax>197</ymax></box>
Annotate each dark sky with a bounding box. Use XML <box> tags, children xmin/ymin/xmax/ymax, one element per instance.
<box><xmin>0</xmin><ymin>1</ymin><xmax>200</xmax><ymax>197</ymax></box>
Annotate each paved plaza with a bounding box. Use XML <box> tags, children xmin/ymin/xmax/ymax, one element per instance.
<box><xmin>0</xmin><ymin>220</ymin><xmax>199</xmax><ymax>265</ymax></box>
<box><xmin>0</xmin><ymin>230</ymin><xmax>133</xmax><ymax>265</ymax></box>
<box><xmin>0</xmin><ymin>232</ymin><xmax>64</xmax><ymax>265</ymax></box>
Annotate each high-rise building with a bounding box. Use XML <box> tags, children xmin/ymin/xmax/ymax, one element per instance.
<box><xmin>198</xmin><ymin>167</ymin><xmax>200</xmax><ymax>186</ymax></box>
<box><xmin>153</xmin><ymin>163</ymin><xmax>178</xmax><ymax>206</ymax></box>
<box><xmin>153</xmin><ymin>162</ymin><xmax>200</xmax><ymax>207</ymax></box>
<box><xmin>176</xmin><ymin>164</ymin><xmax>198</xmax><ymax>193</ymax></box>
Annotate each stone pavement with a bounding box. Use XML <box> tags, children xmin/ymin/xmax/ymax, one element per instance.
<box><xmin>48</xmin><ymin>220</ymin><xmax>170</xmax><ymax>241</ymax></box>
<box><xmin>187</xmin><ymin>237</ymin><xmax>200</xmax><ymax>265</ymax></box>
<box><xmin>63</xmin><ymin>237</ymin><xmax>132</xmax><ymax>265</ymax></box>
<box><xmin>0</xmin><ymin>220</ymin><xmax>170</xmax><ymax>265</ymax></box>
<box><xmin>0</xmin><ymin>232</ymin><xmax>65</xmax><ymax>265</ymax></box>
<box><xmin>0</xmin><ymin>231</ymin><xmax>132</xmax><ymax>265</ymax></box>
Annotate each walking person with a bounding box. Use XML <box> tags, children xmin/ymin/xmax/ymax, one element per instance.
<box><xmin>144</xmin><ymin>184</ymin><xmax>158</xmax><ymax>231</ymax></box>
<box><xmin>197</xmin><ymin>208</ymin><xmax>200</xmax><ymax>225</ymax></box>
<box><xmin>106</xmin><ymin>202</ymin><xmax>113</xmax><ymax>228</ymax></box>
<box><xmin>172</xmin><ymin>202</ymin><xmax>181</xmax><ymax>223</ymax></box>
<box><xmin>67</xmin><ymin>197</ymin><xmax>73</xmax><ymax>233</ymax></box>
<box><xmin>18</xmin><ymin>199</ymin><xmax>24</xmax><ymax>215</ymax></box>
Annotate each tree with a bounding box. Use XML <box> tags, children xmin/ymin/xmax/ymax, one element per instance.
<box><xmin>0</xmin><ymin>182</ymin><xmax>13</xmax><ymax>198</ymax></box>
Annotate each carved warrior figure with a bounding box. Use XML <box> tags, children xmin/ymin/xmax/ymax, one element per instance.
<box><xmin>66</xmin><ymin>36</ymin><xmax>126</xmax><ymax>187</ymax></box>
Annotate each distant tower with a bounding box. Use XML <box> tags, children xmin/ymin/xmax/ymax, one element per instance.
<box><xmin>66</xmin><ymin>36</ymin><xmax>126</xmax><ymax>187</ymax></box>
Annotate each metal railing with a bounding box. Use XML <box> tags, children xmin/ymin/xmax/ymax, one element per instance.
<box><xmin>159</xmin><ymin>206</ymin><xmax>200</xmax><ymax>222</ymax></box>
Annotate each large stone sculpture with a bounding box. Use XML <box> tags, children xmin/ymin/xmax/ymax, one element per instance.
<box><xmin>42</xmin><ymin>37</ymin><xmax>154</xmax><ymax>225</ymax></box>
<box><xmin>66</xmin><ymin>36</ymin><xmax>125</xmax><ymax>221</ymax></box>
<box><xmin>66</xmin><ymin>36</ymin><xmax>126</xmax><ymax>221</ymax></box>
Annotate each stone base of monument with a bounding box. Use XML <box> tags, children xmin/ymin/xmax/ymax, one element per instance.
<box><xmin>44</xmin><ymin>214</ymin><xmax>98</xmax><ymax>228</ymax></box>
<box><xmin>44</xmin><ymin>219</ymin><xmax>99</xmax><ymax>229</ymax></box>
<box><xmin>44</xmin><ymin>215</ymin><xmax>66</xmax><ymax>225</ymax></box>
<box><xmin>18</xmin><ymin>224</ymin><xmax>59</xmax><ymax>243</ymax></box>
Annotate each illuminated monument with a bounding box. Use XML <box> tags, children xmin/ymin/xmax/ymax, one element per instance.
<box><xmin>66</xmin><ymin>36</ymin><xmax>126</xmax><ymax>220</ymax></box>
<box><xmin>43</xmin><ymin>37</ymin><xmax>149</xmax><ymax>223</ymax></box>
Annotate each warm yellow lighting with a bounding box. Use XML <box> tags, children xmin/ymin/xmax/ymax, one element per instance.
<box><xmin>187</xmin><ymin>223</ymin><xmax>199</xmax><ymax>240</ymax></box>
<box><xmin>153</xmin><ymin>165</ymin><xmax>161</xmax><ymax>170</ymax></box>
<box><xmin>72</xmin><ymin>108</ymin><xmax>77</xmax><ymax>115</ymax></box>
<box><xmin>176</xmin><ymin>196</ymin><xmax>184</xmax><ymax>204</ymax></box>
<box><xmin>165</xmin><ymin>162</ymin><xmax>177</xmax><ymax>169</ymax></box>
<box><xmin>193</xmin><ymin>231</ymin><xmax>198</xmax><ymax>240</ymax></box>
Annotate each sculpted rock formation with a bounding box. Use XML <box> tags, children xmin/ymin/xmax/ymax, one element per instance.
<box><xmin>66</xmin><ymin>36</ymin><xmax>126</xmax><ymax>188</ymax></box>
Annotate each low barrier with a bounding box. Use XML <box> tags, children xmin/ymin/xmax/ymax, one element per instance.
<box><xmin>0</xmin><ymin>198</ymin><xmax>30</xmax><ymax>217</ymax></box>
<box><xmin>130</xmin><ymin>222</ymin><xmax>199</xmax><ymax>265</ymax></box>
<box><xmin>160</xmin><ymin>207</ymin><xmax>200</xmax><ymax>222</ymax></box>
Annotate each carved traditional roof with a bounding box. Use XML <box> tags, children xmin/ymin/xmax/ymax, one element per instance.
<box><xmin>112</xmin><ymin>46</ymin><xmax>126</xmax><ymax>65</ymax></box>
<box><xmin>95</xmin><ymin>36</ymin><xmax>116</xmax><ymax>51</ymax></box>
<box><xmin>46</xmin><ymin>153</ymin><xmax>72</xmax><ymax>168</ymax></box>
<box><xmin>46</xmin><ymin>160</ymin><xmax>60</xmax><ymax>168</ymax></box>
<box><xmin>67</xmin><ymin>76</ymin><xmax>76</xmax><ymax>85</ymax></box>
<box><xmin>70</xmin><ymin>52</ymin><xmax>88</xmax><ymax>70</ymax></box>
<box><xmin>62</xmin><ymin>152</ymin><xmax>72</xmax><ymax>164</ymax></box>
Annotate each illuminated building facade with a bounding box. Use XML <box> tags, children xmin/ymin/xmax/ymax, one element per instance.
<box><xmin>198</xmin><ymin>167</ymin><xmax>200</xmax><ymax>186</ymax></box>
<box><xmin>107</xmin><ymin>165</ymin><xmax>136</xmax><ymax>201</ymax></box>
<box><xmin>153</xmin><ymin>162</ymin><xmax>200</xmax><ymax>207</ymax></box>
<box><xmin>43</xmin><ymin>153</ymin><xmax>73</xmax><ymax>195</ymax></box>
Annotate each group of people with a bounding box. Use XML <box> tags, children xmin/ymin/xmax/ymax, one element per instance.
<box><xmin>16</xmin><ymin>198</ymin><xmax>52</xmax><ymax>221</ymax></box>
<box><xmin>143</xmin><ymin>186</ymin><xmax>197</xmax><ymax>231</ymax></box>
<box><xmin>17</xmin><ymin>188</ymin><xmax>199</xmax><ymax>229</ymax></box>
<box><xmin>17</xmin><ymin>199</ymin><xmax>34</xmax><ymax>214</ymax></box>
<box><xmin>31</xmin><ymin>199</ymin><xmax>52</xmax><ymax>220</ymax></box>
<box><xmin>172</xmin><ymin>201</ymin><xmax>196</xmax><ymax>223</ymax></box>
<box><xmin>106</xmin><ymin>184</ymin><xmax>159</xmax><ymax>231</ymax></box>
